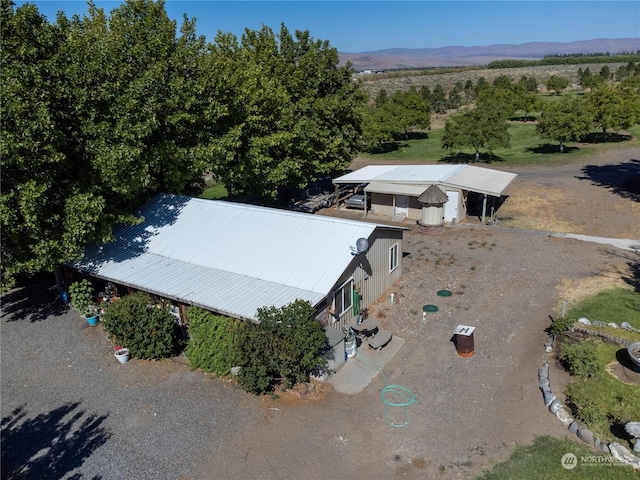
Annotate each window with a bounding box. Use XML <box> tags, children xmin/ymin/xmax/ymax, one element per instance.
<box><xmin>333</xmin><ymin>279</ymin><xmax>354</xmax><ymax>318</ymax></box>
<box><xmin>389</xmin><ymin>243</ymin><xmax>399</xmax><ymax>273</ymax></box>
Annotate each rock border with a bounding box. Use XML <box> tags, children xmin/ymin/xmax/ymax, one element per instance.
<box><xmin>540</xmin><ymin>321</ymin><xmax>640</xmax><ymax>470</ymax></box>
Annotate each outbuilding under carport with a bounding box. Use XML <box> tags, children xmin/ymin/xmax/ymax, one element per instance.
<box><xmin>332</xmin><ymin>164</ymin><xmax>518</xmax><ymax>224</ymax></box>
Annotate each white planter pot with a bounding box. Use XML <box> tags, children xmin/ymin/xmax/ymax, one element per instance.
<box><xmin>114</xmin><ymin>348</ymin><xmax>130</xmax><ymax>364</ymax></box>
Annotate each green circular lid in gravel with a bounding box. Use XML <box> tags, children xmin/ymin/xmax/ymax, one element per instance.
<box><xmin>423</xmin><ymin>304</ymin><xmax>438</xmax><ymax>313</ymax></box>
<box><xmin>437</xmin><ymin>290</ymin><xmax>452</xmax><ymax>297</ymax></box>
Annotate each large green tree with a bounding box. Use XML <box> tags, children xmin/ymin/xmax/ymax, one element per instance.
<box><xmin>536</xmin><ymin>96</ymin><xmax>592</xmax><ymax>152</ymax></box>
<box><xmin>1</xmin><ymin>1</ymin><xmax>365</xmax><ymax>291</ymax></box>
<box><xmin>206</xmin><ymin>25</ymin><xmax>366</xmax><ymax>198</ymax></box>
<box><xmin>362</xmin><ymin>86</ymin><xmax>430</xmax><ymax>150</ymax></box>
<box><xmin>441</xmin><ymin>104</ymin><xmax>510</xmax><ymax>161</ymax></box>
<box><xmin>1</xmin><ymin>0</ymin><xmax>213</xmax><ymax>291</ymax></box>
<box><xmin>587</xmin><ymin>84</ymin><xmax>639</xmax><ymax>139</ymax></box>
<box><xmin>545</xmin><ymin>75</ymin><xmax>570</xmax><ymax>95</ymax></box>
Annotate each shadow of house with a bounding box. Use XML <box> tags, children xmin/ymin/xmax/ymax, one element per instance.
<box><xmin>1</xmin><ymin>403</ymin><xmax>110</xmax><ymax>480</ymax></box>
<box><xmin>577</xmin><ymin>159</ymin><xmax>640</xmax><ymax>202</ymax></box>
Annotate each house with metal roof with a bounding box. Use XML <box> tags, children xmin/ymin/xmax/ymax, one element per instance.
<box><xmin>69</xmin><ymin>193</ymin><xmax>406</xmax><ymax>374</ymax></box>
<box><xmin>333</xmin><ymin>165</ymin><xmax>518</xmax><ymax>224</ymax></box>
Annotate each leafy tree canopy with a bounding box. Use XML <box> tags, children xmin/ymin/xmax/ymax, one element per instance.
<box><xmin>545</xmin><ymin>75</ymin><xmax>570</xmax><ymax>95</ymax></box>
<box><xmin>536</xmin><ymin>96</ymin><xmax>592</xmax><ymax>152</ymax></box>
<box><xmin>441</xmin><ymin>104</ymin><xmax>510</xmax><ymax>159</ymax></box>
<box><xmin>1</xmin><ymin>0</ymin><xmax>365</xmax><ymax>291</ymax></box>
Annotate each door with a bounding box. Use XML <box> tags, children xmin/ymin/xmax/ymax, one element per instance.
<box><xmin>395</xmin><ymin>195</ymin><xmax>409</xmax><ymax>218</ymax></box>
<box><xmin>444</xmin><ymin>191</ymin><xmax>459</xmax><ymax>223</ymax></box>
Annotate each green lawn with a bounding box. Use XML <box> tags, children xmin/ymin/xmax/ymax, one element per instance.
<box><xmin>567</xmin><ymin>288</ymin><xmax>640</xmax><ymax>330</ymax></box>
<box><xmin>360</xmin><ymin>123</ymin><xmax>640</xmax><ymax>167</ymax></box>
<box><xmin>476</xmin><ymin>436</ymin><xmax>639</xmax><ymax>480</ymax></box>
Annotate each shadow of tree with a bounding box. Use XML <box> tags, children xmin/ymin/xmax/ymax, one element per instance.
<box><xmin>576</xmin><ymin>159</ymin><xmax>640</xmax><ymax>202</ymax></box>
<box><xmin>1</xmin><ymin>278</ymin><xmax>69</xmax><ymax>323</ymax></box>
<box><xmin>438</xmin><ymin>152</ymin><xmax>503</xmax><ymax>164</ymax></box>
<box><xmin>1</xmin><ymin>403</ymin><xmax>110</xmax><ymax>479</ymax></box>
<box><xmin>601</xmin><ymin>249</ymin><xmax>640</xmax><ymax>292</ymax></box>
<box><xmin>525</xmin><ymin>144</ymin><xmax>579</xmax><ymax>154</ymax></box>
<box><xmin>583</xmin><ymin>132</ymin><xmax>633</xmax><ymax>144</ymax></box>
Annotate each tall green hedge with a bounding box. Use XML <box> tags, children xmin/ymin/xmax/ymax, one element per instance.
<box><xmin>101</xmin><ymin>292</ymin><xmax>179</xmax><ymax>360</ymax></box>
<box><xmin>185</xmin><ymin>307</ymin><xmax>242</xmax><ymax>375</ymax></box>
<box><xmin>236</xmin><ymin>300</ymin><xmax>328</xmax><ymax>394</ymax></box>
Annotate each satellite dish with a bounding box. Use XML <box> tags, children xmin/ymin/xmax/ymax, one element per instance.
<box><xmin>355</xmin><ymin>237</ymin><xmax>369</xmax><ymax>254</ymax></box>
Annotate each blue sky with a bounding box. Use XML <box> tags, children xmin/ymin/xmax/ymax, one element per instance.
<box><xmin>15</xmin><ymin>1</ymin><xmax>640</xmax><ymax>52</ymax></box>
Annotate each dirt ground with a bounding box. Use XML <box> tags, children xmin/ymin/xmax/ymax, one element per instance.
<box><xmin>199</xmin><ymin>145</ymin><xmax>640</xmax><ymax>479</ymax></box>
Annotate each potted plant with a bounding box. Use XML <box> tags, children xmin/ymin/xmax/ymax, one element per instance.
<box><xmin>114</xmin><ymin>345</ymin><xmax>130</xmax><ymax>364</ymax></box>
<box><xmin>68</xmin><ymin>279</ymin><xmax>99</xmax><ymax>326</ymax></box>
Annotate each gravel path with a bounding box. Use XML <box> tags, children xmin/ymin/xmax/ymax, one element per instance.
<box><xmin>1</xmin><ymin>283</ymin><xmax>262</xmax><ymax>479</ymax></box>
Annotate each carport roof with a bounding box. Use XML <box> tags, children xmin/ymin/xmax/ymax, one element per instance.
<box><xmin>71</xmin><ymin>194</ymin><xmax>403</xmax><ymax>321</ymax></box>
<box><xmin>335</xmin><ymin>165</ymin><xmax>517</xmax><ymax>197</ymax></box>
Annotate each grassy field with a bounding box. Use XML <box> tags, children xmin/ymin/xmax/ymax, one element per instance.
<box><xmin>476</xmin><ymin>436</ymin><xmax>639</xmax><ymax>480</ymax></box>
<box><xmin>360</xmin><ymin>123</ymin><xmax>640</xmax><ymax>167</ymax></box>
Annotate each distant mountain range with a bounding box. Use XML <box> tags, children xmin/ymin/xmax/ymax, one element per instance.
<box><xmin>339</xmin><ymin>38</ymin><xmax>640</xmax><ymax>71</ymax></box>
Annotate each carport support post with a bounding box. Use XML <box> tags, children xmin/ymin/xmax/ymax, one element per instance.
<box><xmin>335</xmin><ymin>184</ymin><xmax>339</xmax><ymax>210</ymax></box>
<box><xmin>363</xmin><ymin>191</ymin><xmax>368</xmax><ymax>218</ymax></box>
<box><xmin>481</xmin><ymin>194</ymin><xmax>487</xmax><ymax>224</ymax></box>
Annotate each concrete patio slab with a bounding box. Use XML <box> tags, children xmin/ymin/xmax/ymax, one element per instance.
<box><xmin>328</xmin><ymin>335</ymin><xmax>405</xmax><ymax>395</ymax></box>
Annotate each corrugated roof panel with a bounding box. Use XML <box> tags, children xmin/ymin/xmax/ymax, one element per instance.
<box><xmin>73</xmin><ymin>194</ymin><xmax>400</xmax><ymax>319</ymax></box>
<box><xmin>364</xmin><ymin>182</ymin><xmax>429</xmax><ymax>196</ymax></box>
<box><xmin>333</xmin><ymin>165</ymin><xmax>464</xmax><ymax>184</ymax></box>
<box><xmin>441</xmin><ymin>166</ymin><xmax>518</xmax><ymax>197</ymax></box>
<box><xmin>332</xmin><ymin>165</ymin><xmax>398</xmax><ymax>183</ymax></box>
<box><xmin>334</xmin><ymin>165</ymin><xmax>517</xmax><ymax>197</ymax></box>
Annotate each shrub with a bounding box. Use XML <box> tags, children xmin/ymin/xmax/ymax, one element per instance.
<box><xmin>101</xmin><ymin>292</ymin><xmax>179</xmax><ymax>360</ymax></box>
<box><xmin>68</xmin><ymin>279</ymin><xmax>97</xmax><ymax>317</ymax></box>
<box><xmin>559</xmin><ymin>338</ymin><xmax>604</xmax><ymax>377</ymax></box>
<box><xmin>550</xmin><ymin>315</ymin><xmax>575</xmax><ymax>336</ymax></box>
<box><xmin>185</xmin><ymin>307</ymin><xmax>242</xmax><ymax>375</ymax></box>
<box><xmin>235</xmin><ymin>300</ymin><xmax>328</xmax><ymax>395</ymax></box>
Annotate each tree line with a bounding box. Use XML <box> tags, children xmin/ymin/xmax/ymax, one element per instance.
<box><xmin>1</xmin><ymin>0</ymin><xmax>366</xmax><ymax>291</ymax></box>
<box><xmin>361</xmin><ymin>70</ymin><xmax>640</xmax><ymax>157</ymax></box>
<box><xmin>488</xmin><ymin>52</ymin><xmax>640</xmax><ymax>69</ymax></box>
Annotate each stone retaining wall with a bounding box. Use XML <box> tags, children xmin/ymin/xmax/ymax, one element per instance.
<box><xmin>540</xmin><ymin>318</ymin><xmax>640</xmax><ymax>470</ymax></box>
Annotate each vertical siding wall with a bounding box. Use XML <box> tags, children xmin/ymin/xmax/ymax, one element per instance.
<box><xmin>370</xmin><ymin>188</ymin><xmax>468</xmax><ymax>223</ymax></box>
<box><xmin>370</xmin><ymin>193</ymin><xmax>425</xmax><ymax>221</ymax></box>
<box><xmin>330</xmin><ymin>228</ymin><xmax>404</xmax><ymax>330</ymax></box>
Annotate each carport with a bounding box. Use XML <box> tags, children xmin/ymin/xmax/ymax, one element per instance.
<box><xmin>333</xmin><ymin>165</ymin><xmax>518</xmax><ymax>224</ymax></box>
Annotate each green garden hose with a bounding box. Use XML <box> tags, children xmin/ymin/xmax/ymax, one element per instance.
<box><xmin>346</xmin><ymin>327</ymin><xmax>417</xmax><ymax>427</ymax></box>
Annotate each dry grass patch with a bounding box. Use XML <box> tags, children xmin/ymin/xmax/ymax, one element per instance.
<box><xmin>499</xmin><ymin>183</ymin><xmax>584</xmax><ymax>233</ymax></box>
<box><xmin>555</xmin><ymin>273</ymin><xmax>632</xmax><ymax>313</ymax></box>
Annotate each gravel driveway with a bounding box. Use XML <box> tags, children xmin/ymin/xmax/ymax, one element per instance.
<box><xmin>1</xmin><ymin>283</ymin><xmax>262</xmax><ymax>479</ymax></box>
<box><xmin>2</xmin><ymin>145</ymin><xmax>639</xmax><ymax>479</ymax></box>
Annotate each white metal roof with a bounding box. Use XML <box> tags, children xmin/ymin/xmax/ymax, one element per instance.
<box><xmin>364</xmin><ymin>182</ymin><xmax>429</xmax><ymax>196</ymax></box>
<box><xmin>334</xmin><ymin>165</ymin><xmax>517</xmax><ymax>197</ymax></box>
<box><xmin>440</xmin><ymin>165</ymin><xmax>518</xmax><ymax>197</ymax></box>
<box><xmin>73</xmin><ymin>194</ymin><xmax>400</xmax><ymax>320</ymax></box>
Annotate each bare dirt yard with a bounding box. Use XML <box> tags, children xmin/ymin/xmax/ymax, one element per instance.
<box><xmin>2</xmin><ymin>146</ymin><xmax>639</xmax><ymax>479</ymax></box>
<box><xmin>200</xmin><ymin>145</ymin><xmax>640</xmax><ymax>479</ymax></box>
